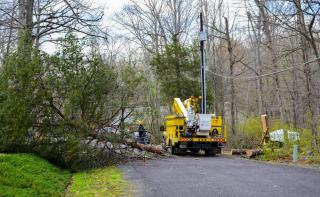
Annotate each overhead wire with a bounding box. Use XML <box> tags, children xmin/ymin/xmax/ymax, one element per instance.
<box><xmin>205</xmin><ymin>56</ymin><xmax>320</xmax><ymax>81</ymax></box>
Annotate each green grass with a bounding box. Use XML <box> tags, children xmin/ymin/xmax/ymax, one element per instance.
<box><xmin>67</xmin><ymin>166</ymin><xmax>132</xmax><ymax>197</ymax></box>
<box><xmin>0</xmin><ymin>154</ymin><xmax>133</xmax><ymax>197</ymax></box>
<box><xmin>0</xmin><ymin>153</ymin><xmax>71</xmax><ymax>197</ymax></box>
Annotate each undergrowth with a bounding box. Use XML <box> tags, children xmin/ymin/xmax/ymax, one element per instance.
<box><xmin>229</xmin><ymin>117</ymin><xmax>320</xmax><ymax>164</ymax></box>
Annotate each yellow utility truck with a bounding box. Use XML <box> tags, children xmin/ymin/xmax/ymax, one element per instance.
<box><xmin>163</xmin><ymin>13</ymin><xmax>226</xmax><ymax>155</ymax></box>
<box><xmin>164</xmin><ymin>96</ymin><xmax>226</xmax><ymax>155</ymax></box>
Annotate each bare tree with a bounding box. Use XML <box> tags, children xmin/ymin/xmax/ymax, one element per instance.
<box><xmin>0</xmin><ymin>0</ymin><xmax>106</xmax><ymax>55</ymax></box>
<box><xmin>293</xmin><ymin>0</ymin><xmax>319</xmax><ymax>144</ymax></box>
<box><xmin>255</xmin><ymin>0</ymin><xmax>287</xmax><ymax>122</ymax></box>
<box><xmin>247</xmin><ymin>11</ymin><xmax>265</xmax><ymax>115</ymax></box>
<box><xmin>115</xmin><ymin>0</ymin><xmax>197</xmax><ymax>54</ymax></box>
<box><xmin>224</xmin><ymin>16</ymin><xmax>237</xmax><ymax>136</ymax></box>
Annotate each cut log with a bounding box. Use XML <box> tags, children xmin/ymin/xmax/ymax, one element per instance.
<box><xmin>124</xmin><ymin>139</ymin><xmax>164</xmax><ymax>154</ymax></box>
<box><xmin>138</xmin><ymin>144</ymin><xmax>163</xmax><ymax>154</ymax></box>
<box><xmin>231</xmin><ymin>149</ymin><xmax>247</xmax><ymax>155</ymax></box>
<box><xmin>245</xmin><ymin>149</ymin><xmax>263</xmax><ymax>158</ymax></box>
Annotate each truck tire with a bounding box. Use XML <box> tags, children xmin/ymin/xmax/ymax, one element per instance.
<box><xmin>167</xmin><ymin>140</ymin><xmax>174</xmax><ymax>154</ymax></box>
<box><xmin>174</xmin><ymin>148</ymin><xmax>187</xmax><ymax>155</ymax></box>
<box><xmin>190</xmin><ymin>148</ymin><xmax>200</xmax><ymax>154</ymax></box>
<box><xmin>171</xmin><ymin>146</ymin><xmax>178</xmax><ymax>155</ymax></box>
<box><xmin>205</xmin><ymin>149</ymin><xmax>216</xmax><ymax>156</ymax></box>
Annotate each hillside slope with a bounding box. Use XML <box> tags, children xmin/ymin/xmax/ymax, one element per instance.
<box><xmin>0</xmin><ymin>153</ymin><xmax>71</xmax><ymax>196</ymax></box>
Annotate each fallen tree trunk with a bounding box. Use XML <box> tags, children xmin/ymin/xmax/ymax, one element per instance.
<box><xmin>137</xmin><ymin>144</ymin><xmax>163</xmax><ymax>154</ymax></box>
<box><xmin>231</xmin><ymin>149</ymin><xmax>247</xmax><ymax>155</ymax></box>
<box><xmin>231</xmin><ymin>149</ymin><xmax>263</xmax><ymax>158</ymax></box>
<box><xmin>124</xmin><ymin>139</ymin><xmax>164</xmax><ymax>154</ymax></box>
<box><xmin>244</xmin><ymin>149</ymin><xmax>263</xmax><ymax>158</ymax></box>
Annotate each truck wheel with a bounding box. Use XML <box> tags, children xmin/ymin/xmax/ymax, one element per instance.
<box><xmin>167</xmin><ymin>141</ymin><xmax>174</xmax><ymax>154</ymax></box>
<box><xmin>174</xmin><ymin>148</ymin><xmax>186</xmax><ymax>155</ymax></box>
<box><xmin>171</xmin><ymin>146</ymin><xmax>176</xmax><ymax>155</ymax></box>
<box><xmin>205</xmin><ymin>149</ymin><xmax>216</xmax><ymax>156</ymax></box>
<box><xmin>190</xmin><ymin>149</ymin><xmax>200</xmax><ymax>154</ymax></box>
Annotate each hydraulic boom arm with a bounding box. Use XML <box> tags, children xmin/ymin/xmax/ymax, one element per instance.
<box><xmin>172</xmin><ymin>98</ymin><xmax>188</xmax><ymax>118</ymax></box>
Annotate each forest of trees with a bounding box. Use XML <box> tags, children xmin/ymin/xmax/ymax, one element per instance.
<box><xmin>116</xmin><ymin>0</ymin><xmax>320</xmax><ymax>150</ymax></box>
<box><xmin>0</xmin><ymin>0</ymin><xmax>319</xmax><ymax>168</ymax></box>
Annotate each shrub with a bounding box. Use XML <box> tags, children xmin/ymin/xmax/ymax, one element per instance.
<box><xmin>228</xmin><ymin>117</ymin><xmax>263</xmax><ymax>149</ymax></box>
<box><xmin>259</xmin><ymin>141</ymin><xmax>293</xmax><ymax>161</ymax></box>
<box><xmin>0</xmin><ymin>33</ymin><xmax>140</xmax><ymax>171</ymax></box>
<box><xmin>257</xmin><ymin>119</ymin><xmax>320</xmax><ymax>164</ymax></box>
<box><xmin>32</xmin><ymin>138</ymin><xmax>121</xmax><ymax>172</ymax></box>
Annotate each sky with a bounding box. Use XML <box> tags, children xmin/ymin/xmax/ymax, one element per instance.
<box><xmin>93</xmin><ymin>0</ymin><xmax>246</xmax><ymax>21</ymax></box>
<box><xmin>42</xmin><ymin>0</ymin><xmax>127</xmax><ymax>54</ymax></box>
<box><xmin>42</xmin><ymin>0</ymin><xmax>246</xmax><ymax>54</ymax></box>
<box><xmin>95</xmin><ymin>0</ymin><xmax>127</xmax><ymax>20</ymax></box>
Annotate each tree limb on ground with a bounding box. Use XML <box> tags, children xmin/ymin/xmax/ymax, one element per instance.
<box><xmin>231</xmin><ymin>149</ymin><xmax>263</xmax><ymax>158</ymax></box>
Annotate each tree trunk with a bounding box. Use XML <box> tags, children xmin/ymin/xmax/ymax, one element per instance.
<box><xmin>256</xmin><ymin>0</ymin><xmax>286</xmax><ymax>122</ymax></box>
<box><xmin>34</xmin><ymin>0</ymin><xmax>41</xmax><ymax>49</ymax></box>
<box><xmin>294</xmin><ymin>0</ymin><xmax>318</xmax><ymax>143</ymax></box>
<box><xmin>245</xmin><ymin>149</ymin><xmax>263</xmax><ymax>158</ymax></box>
<box><xmin>225</xmin><ymin>17</ymin><xmax>236</xmax><ymax>136</ymax></box>
<box><xmin>231</xmin><ymin>149</ymin><xmax>247</xmax><ymax>155</ymax></box>
<box><xmin>248</xmin><ymin>11</ymin><xmax>265</xmax><ymax>115</ymax></box>
<box><xmin>148</xmin><ymin>81</ymin><xmax>162</xmax><ymax>143</ymax></box>
<box><xmin>125</xmin><ymin>139</ymin><xmax>164</xmax><ymax>154</ymax></box>
<box><xmin>18</xmin><ymin>0</ymin><xmax>34</xmax><ymax>57</ymax></box>
<box><xmin>255</xmin><ymin>13</ymin><xmax>265</xmax><ymax>115</ymax></box>
<box><xmin>290</xmin><ymin>46</ymin><xmax>299</xmax><ymax>128</ymax></box>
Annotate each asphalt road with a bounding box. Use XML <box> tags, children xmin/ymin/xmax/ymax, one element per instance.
<box><xmin>120</xmin><ymin>155</ymin><xmax>320</xmax><ymax>197</ymax></box>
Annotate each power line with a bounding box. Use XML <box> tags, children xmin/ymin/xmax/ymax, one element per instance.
<box><xmin>206</xmin><ymin>57</ymin><xmax>320</xmax><ymax>81</ymax></box>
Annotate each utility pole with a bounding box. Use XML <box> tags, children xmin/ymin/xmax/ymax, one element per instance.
<box><xmin>199</xmin><ymin>12</ymin><xmax>207</xmax><ymax>114</ymax></box>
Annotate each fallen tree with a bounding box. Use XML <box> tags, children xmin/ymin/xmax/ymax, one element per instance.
<box><xmin>245</xmin><ymin>149</ymin><xmax>263</xmax><ymax>158</ymax></box>
<box><xmin>231</xmin><ymin>148</ymin><xmax>263</xmax><ymax>158</ymax></box>
<box><xmin>124</xmin><ymin>139</ymin><xmax>164</xmax><ymax>154</ymax></box>
<box><xmin>231</xmin><ymin>149</ymin><xmax>247</xmax><ymax>155</ymax></box>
